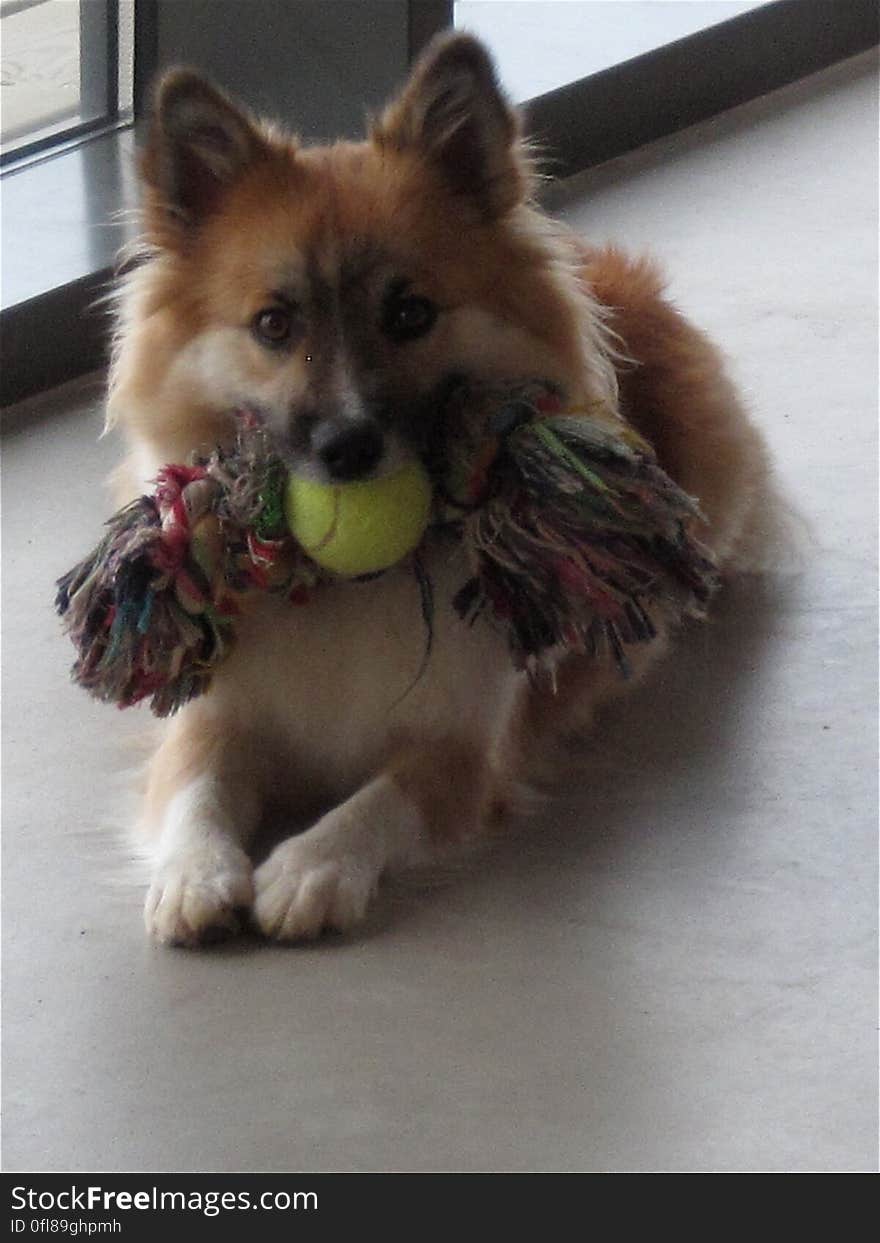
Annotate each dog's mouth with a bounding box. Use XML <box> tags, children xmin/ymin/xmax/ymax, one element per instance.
<box><xmin>238</xmin><ymin>373</ymin><xmax>473</xmax><ymax>487</ymax></box>
<box><xmin>236</xmin><ymin>372</ymin><xmax>568</xmax><ymax>500</ymax></box>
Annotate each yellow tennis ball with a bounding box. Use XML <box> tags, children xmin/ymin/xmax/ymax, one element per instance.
<box><xmin>284</xmin><ymin>460</ymin><xmax>433</xmax><ymax>577</ymax></box>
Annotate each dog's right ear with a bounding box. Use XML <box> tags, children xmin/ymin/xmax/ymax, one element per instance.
<box><xmin>141</xmin><ymin>69</ymin><xmax>269</xmax><ymax>244</ymax></box>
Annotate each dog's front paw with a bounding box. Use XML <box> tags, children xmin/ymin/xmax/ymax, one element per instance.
<box><xmin>145</xmin><ymin>844</ymin><xmax>254</xmax><ymax>947</ymax></box>
<box><xmin>253</xmin><ymin>836</ymin><xmax>378</xmax><ymax>942</ymax></box>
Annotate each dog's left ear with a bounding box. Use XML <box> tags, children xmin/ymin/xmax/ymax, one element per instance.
<box><xmin>373</xmin><ymin>34</ymin><xmax>529</xmax><ymax>218</ymax></box>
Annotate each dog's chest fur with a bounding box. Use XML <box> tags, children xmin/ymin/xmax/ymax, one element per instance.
<box><xmin>209</xmin><ymin>536</ymin><xmax>520</xmax><ymax>804</ymax></box>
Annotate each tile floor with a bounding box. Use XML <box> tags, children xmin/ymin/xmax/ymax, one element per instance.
<box><xmin>1</xmin><ymin>51</ymin><xmax>877</xmax><ymax>1173</ymax></box>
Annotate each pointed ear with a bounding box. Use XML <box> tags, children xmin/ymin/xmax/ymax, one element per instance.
<box><xmin>372</xmin><ymin>34</ymin><xmax>529</xmax><ymax>219</ymax></box>
<box><xmin>141</xmin><ymin>69</ymin><xmax>269</xmax><ymax>241</ymax></box>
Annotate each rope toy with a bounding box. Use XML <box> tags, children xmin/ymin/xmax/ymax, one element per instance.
<box><xmin>56</xmin><ymin>381</ymin><xmax>719</xmax><ymax>716</ymax></box>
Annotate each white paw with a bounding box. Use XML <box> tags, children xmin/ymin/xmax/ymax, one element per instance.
<box><xmin>253</xmin><ymin>837</ymin><xmax>378</xmax><ymax>942</ymax></box>
<box><xmin>145</xmin><ymin>844</ymin><xmax>254</xmax><ymax>947</ymax></box>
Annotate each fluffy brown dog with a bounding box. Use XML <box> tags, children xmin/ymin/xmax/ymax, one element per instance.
<box><xmin>108</xmin><ymin>34</ymin><xmax>772</xmax><ymax>945</ymax></box>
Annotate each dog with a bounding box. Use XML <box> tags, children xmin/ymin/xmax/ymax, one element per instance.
<box><xmin>106</xmin><ymin>33</ymin><xmax>773</xmax><ymax>945</ymax></box>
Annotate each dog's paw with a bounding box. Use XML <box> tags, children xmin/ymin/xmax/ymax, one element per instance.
<box><xmin>253</xmin><ymin>836</ymin><xmax>378</xmax><ymax>942</ymax></box>
<box><xmin>145</xmin><ymin>844</ymin><xmax>254</xmax><ymax>947</ymax></box>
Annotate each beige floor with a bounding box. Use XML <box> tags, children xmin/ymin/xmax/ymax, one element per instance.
<box><xmin>1</xmin><ymin>51</ymin><xmax>877</xmax><ymax>1173</ymax></box>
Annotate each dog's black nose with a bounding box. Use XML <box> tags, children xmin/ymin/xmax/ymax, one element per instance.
<box><xmin>312</xmin><ymin>420</ymin><xmax>384</xmax><ymax>481</ymax></box>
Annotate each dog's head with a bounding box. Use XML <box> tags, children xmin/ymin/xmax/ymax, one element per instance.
<box><xmin>121</xmin><ymin>35</ymin><xmax>610</xmax><ymax>480</ymax></box>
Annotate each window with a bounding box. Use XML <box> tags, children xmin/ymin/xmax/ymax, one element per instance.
<box><xmin>455</xmin><ymin>0</ymin><xmax>774</xmax><ymax>102</ymax></box>
<box><xmin>0</xmin><ymin>0</ymin><xmax>133</xmax><ymax>166</ymax></box>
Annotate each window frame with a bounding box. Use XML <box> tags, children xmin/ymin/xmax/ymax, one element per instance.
<box><xmin>0</xmin><ymin>0</ymin><xmax>125</xmax><ymax>169</ymax></box>
<box><xmin>523</xmin><ymin>0</ymin><xmax>880</xmax><ymax>177</ymax></box>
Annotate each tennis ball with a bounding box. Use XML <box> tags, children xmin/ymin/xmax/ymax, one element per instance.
<box><xmin>284</xmin><ymin>460</ymin><xmax>433</xmax><ymax>577</ymax></box>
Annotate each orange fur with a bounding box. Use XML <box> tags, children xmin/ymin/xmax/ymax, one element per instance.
<box><xmin>108</xmin><ymin>35</ymin><xmax>774</xmax><ymax>945</ymax></box>
<box><xmin>386</xmin><ymin>734</ymin><xmax>494</xmax><ymax>847</ymax></box>
<box><xmin>578</xmin><ymin>244</ymin><xmax>770</xmax><ymax>560</ymax></box>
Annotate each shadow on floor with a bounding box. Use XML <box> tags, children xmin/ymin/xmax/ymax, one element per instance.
<box><xmin>188</xmin><ymin>567</ymin><xmax>801</xmax><ymax>956</ymax></box>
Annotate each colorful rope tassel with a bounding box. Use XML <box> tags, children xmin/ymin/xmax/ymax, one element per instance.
<box><xmin>438</xmin><ymin>382</ymin><xmax>719</xmax><ymax>677</ymax></box>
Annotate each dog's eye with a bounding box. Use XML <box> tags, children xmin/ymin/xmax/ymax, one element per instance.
<box><xmin>253</xmin><ymin>307</ymin><xmax>292</xmax><ymax>346</ymax></box>
<box><xmin>382</xmin><ymin>290</ymin><xmax>437</xmax><ymax>344</ymax></box>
